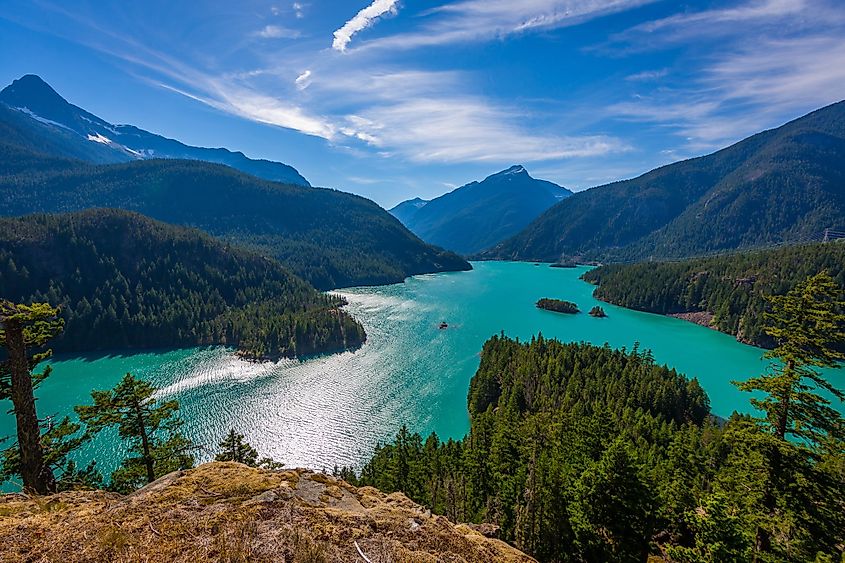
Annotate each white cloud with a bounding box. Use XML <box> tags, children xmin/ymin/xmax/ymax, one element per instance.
<box><xmin>292</xmin><ymin>2</ymin><xmax>305</xmax><ymax>19</ymax></box>
<box><xmin>351</xmin><ymin>0</ymin><xmax>656</xmax><ymax>52</ymax></box>
<box><xmin>254</xmin><ymin>25</ymin><xmax>301</xmax><ymax>39</ymax></box>
<box><xmin>347</xmin><ymin>98</ymin><xmax>625</xmax><ymax>163</ymax></box>
<box><xmin>158</xmin><ymin>80</ymin><xmax>336</xmax><ymax>140</ymax></box>
<box><xmin>314</xmin><ymin>69</ymin><xmax>627</xmax><ymax>163</ymax></box>
<box><xmin>295</xmin><ymin>70</ymin><xmax>312</xmax><ymax>90</ymax></box>
<box><xmin>625</xmin><ymin>69</ymin><xmax>667</xmax><ymax>82</ymax></box>
<box><xmin>595</xmin><ymin>0</ymin><xmax>845</xmax><ymax>156</ymax></box>
<box><xmin>332</xmin><ymin>0</ymin><xmax>400</xmax><ymax>52</ymax></box>
<box><xmin>704</xmin><ymin>36</ymin><xmax>845</xmax><ymax>110</ymax></box>
<box><xmin>610</xmin><ymin>33</ymin><xmax>845</xmax><ymax>151</ymax></box>
<box><xmin>603</xmin><ymin>0</ymin><xmax>843</xmax><ymax>52</ymax></box>
<box><xmin>636</xmin><ymin>0</ymin><xmax>806</xmax><ymax>33</ymax></box>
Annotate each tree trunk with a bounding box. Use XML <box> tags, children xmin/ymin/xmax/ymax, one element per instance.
<box><xmin>4</xmin><ymin>318</ymin><xmax>54</xmax><ymax>494</ymax></box>
<box><xmin>755</xmin><ymin>360</ymin><xmax>795</xmax><ymax>558</ymax></box>
<box><xmin>774</xmin><ymin>360</ymin><xmax>795</xmax><ymax>441</ymax></box>
<box><xmin>131</xmin><ymin>396</ymin><xmax>155</xmax><ymax>483</ymax></box>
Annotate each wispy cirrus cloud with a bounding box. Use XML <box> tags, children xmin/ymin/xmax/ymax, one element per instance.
<box><xmin>343</xmin><ymin>96</ymin><xmax>626</xmax><ymax>163</ymax></box>
<box><xmin>348</xmin><ymin>0</ymin><xmax>657</xmax><ymax>52</ymax></box>
<box><xmin>611</xmin><ymin>35</ymin><xmax>845</xmax><ymax>151</ymax></box>
<box><xmin>295</xmin><ymin>69</ymin><xmax>312</xmax><ymax>90</ymax></box>
<box><xmin>159</xmin><ymin>79</ymin><xmax>336</xmax><ymax>139</ymax></box>
<box><xmin>254</xmin><ymin>24</ymin><xmax>301</xmax><ymax>39</ymax></box>
<box><xmin>11</xmin><ymin>5</ymin><xmax>338</xmax><ymax>141</ymax></box>
<box><xmin>308</xmin><ymin>69</ymin><xmax>627</xmax><ymax>163</ymax></box>
<box><xmin>599</xmin><ymin>0</ymin><xmax>845</xmax><ymax>154</ymax></box>
<box><xmin>601</xmin><ymin>0</ymin><xmax>841</xmax><ymax>52</ymax></box>
<box><xmin>332</xmin><ymin>0</ymin><xmax>400</xmax><ymax>52</ymax></box>
<box><xmin>703</xmin><ymin>35</ymin><xmax>845</xmax><ymax>110</ymax></box>
<box><xmin>633</xmin><ymin>0</ymin><xmax>807</xmax><ymax>33</ymax></box>
<box><xmin>13</xmin><ymin>2</ymin><xmax>624</xmax><ymax>163</ymax></box>
<box><xmin>624</xmin><ymin>69</ymin><xmax>667</xmax><ymax>82</ymax></box>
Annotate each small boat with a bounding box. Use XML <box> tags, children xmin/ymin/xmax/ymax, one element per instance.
<box><xmin>439</xmin><ymin>322</ymin><xmax>448</xmax><ymax>329</ymax></box>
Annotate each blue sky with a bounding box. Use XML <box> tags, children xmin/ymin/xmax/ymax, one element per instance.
<box><xmin>1</xmin><ymin>0</ymin><xmax>844</xmax><ymax>208</ymax></box>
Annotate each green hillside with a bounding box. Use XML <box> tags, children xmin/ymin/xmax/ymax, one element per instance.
<box><xmin>0</xmin><ymin>154</ymin><xmax>470</xmax><ymax>289</ymax></box>
<box><xmin>0</xmin><ymin>209</ymin><xmax>365</xmax><ymax>358</ymax></box>
<box><xmin>582</xmin><ymin>242</ymin><xmax>845</xmax><ymax>347</ymax></box>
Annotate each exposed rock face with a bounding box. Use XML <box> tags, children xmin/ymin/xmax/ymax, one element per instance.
<box><xmin>667</xmin><ymin>311</ymin><xmax>715</xmax><ymax>328</ymax></box>
<box><xmin>0</xmin><ymin>462</ymin><xmax>535</xmax><ymax>563</ymax></box>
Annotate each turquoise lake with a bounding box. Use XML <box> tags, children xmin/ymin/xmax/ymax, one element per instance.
<box><xmin>3</xmin><ymin>261</ymin><xmax>842</xmax><ymax>486</ymax></box>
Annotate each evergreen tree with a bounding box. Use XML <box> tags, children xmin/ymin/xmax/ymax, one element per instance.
<box><xmin>1</xmin><ymin>416</ymin><xmax>100</xmax><ymax>491</ymax></box>
<box><xmin>583</xmin><ymin>242</ymin><xmax>845</xmax><ymax>348</ymax></box>
<box><xmin>734</xmin><ymin>272</ymin><xmax>845</xmax><ymax>559</ymax></box>
<box><xmin>0</xmin><ymin>300</ymin><xmax>64</xmax><ymax>493</ymax></box>
<box><xmin>214</xmin><ymin>429</ymin><xmax>258</xmax><ymax>466</ymax></box>
<box><xmin>738</xmin><ymin>272</ymin><xmax>845</xmax><ymax>444</ymax></box>
<box><xmin>568</xmin><ymin>439</ymin><xmax>655</xmax><ymax>562</ymax></box>
<box><xmin>76</xmin><ymin>373</ymin><xmax>195</xmax><ymax>493</ymax></box>
<box><xmin>666</xmin><ymin>494</ymin><xmax>751</xmax><ymax>562</ymax></box>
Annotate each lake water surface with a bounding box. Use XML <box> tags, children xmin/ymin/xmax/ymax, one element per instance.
<box><xmin>4</xmin><ymin>261</ymin><xmax>841</xmax><ymax>483</ymax></box>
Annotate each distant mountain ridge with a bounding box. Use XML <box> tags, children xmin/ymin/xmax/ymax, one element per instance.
<box><xmin>389</xmin><ymin>197</ymin><xmax>429</xmax><ymax>224</ymax></box>
<box><xmin>483</xmin><ymin>101</ymin><xmax>845</xmax><ymax>262</ymax></box>
<box><xmin>0</xmin><ymin>95</ymin><xmax>471</xmax><ymax>290</ymax></box>
<box><xmin>0</xmin><ymin>74</ymin><xmax>310</xmax><ymax>186</ymax></box>
<box><xmin>392</xmin><ymin>165</ymin><xmax>572</xmax><ymax>255</ymax></box>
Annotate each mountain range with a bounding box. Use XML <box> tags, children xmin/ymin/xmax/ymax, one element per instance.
<box><xmin>0</xmin><ymin>75</ymin><xmax>470</xmax><ymax>290</ymax></box>
<box><xmin>390</xmin><ymin>165</ymin><xmax>572</xmax><ymax>255</ymax></box>
<box><xmin>0</xmin><ymin>74</ymin><xmax>309</xmax><ymax>186</ymax></box>
<box><xmin>483</xmin><ymin>101</ymin><xmax>845</xmax><ymax>262</ymax></box>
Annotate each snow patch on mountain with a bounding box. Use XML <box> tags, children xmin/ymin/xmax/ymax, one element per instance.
<box><xmin>87</xmin><ymin>132</ymin><xmax>111</xmax><ymax>144</ymax></box>
<box><xmin>15</xmin><ymin>107</ymin><xmax>72</xmax><ymax>131</ymax></box>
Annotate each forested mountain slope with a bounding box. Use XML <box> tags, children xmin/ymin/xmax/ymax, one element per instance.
<box><xmin>0</xmin><ymin>74</ymin><xmax>310</xmax><ymax>186</ymax></box>
<box><xmin>483</xmin><ymin>101</ymin><xmax>845</xmax><ymax>261</ymax></box>
<box><xmin>394</xmin><ymin>165</ymin><xmax>572</xmax><ymax>255</ymax></box>
<box><xmin>0</xmin><ymin>150</ymin><xmax>470</xmax><ymax>289</ymax></box>
<box><xmin>582</xmin><ymin>241</ymin><xmax>845</xmax><ymax>347</ymax></box>
<box><xmin>0</xmin><ymin>209</ymin><xmax>364</xmax><ymax>357</ymax></box>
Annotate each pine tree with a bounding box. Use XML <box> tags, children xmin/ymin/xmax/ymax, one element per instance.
<box><xmin>734</xmin><ymin>272</ymin><xmax>845</xmax><ymax>558</ymax></box>
<box><xmin>569</xmin><ymin>439</ymin><xmax>655</xmax><ymax>562</ymax></box>
<box><xmin>214</xmin><ymin>429</ymin><xmax>258</xmax><ymax>466</ymax></box>
<box><xmin>0</xmin><ymin>300</ymin><xmax>64</xmax><ymax>493</ymax></box>
<box><xmin>666</xmin><ymin>494</ymin><xmax>751</xmax><ymax>562</ymax></box>
<box><xmin>1</xmin><ymin>416</ymin><xmax>99</xmax><ymax>491</ymax></box>
<box><xmin>76</xmin><ymin>373</ymin><xmax>194</xmax><ymax>493</ymax></box>
<box><xmin>737</xmin><ymin>271</ymin><xmax>845</xmax><ymax>444</ymax></box>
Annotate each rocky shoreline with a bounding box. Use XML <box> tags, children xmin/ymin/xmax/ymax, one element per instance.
<box><xmin>666</xmin><ymin>311</ymin><xmax>716</xmax><ymax>328</ymax></box>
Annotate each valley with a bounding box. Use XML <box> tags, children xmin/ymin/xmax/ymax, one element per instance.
<box><xmin>1</xmin><ymin>10</ymin><xmax>844</xmax><ymax>555</ymax></box>
<box><xmin>7</xmin><ymin>262</ymin><xmax>838</xmax><ymax>483</ymax></box>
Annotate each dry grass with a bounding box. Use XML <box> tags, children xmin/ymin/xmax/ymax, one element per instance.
<box><xmin>0</xmin><ymin>462</ymin><xmax>535</xmax><ymax>563</ymax></box>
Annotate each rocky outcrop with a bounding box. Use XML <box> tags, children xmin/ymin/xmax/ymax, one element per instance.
<box><xmin>667</xmin><ymin>311</ymin><xmax>715</xmax><ymax>328</ymax></box>
<box><xmin>0</xmin><ymin>462</ymin><xmax>535</xmax><ymax>563</ymax></box>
